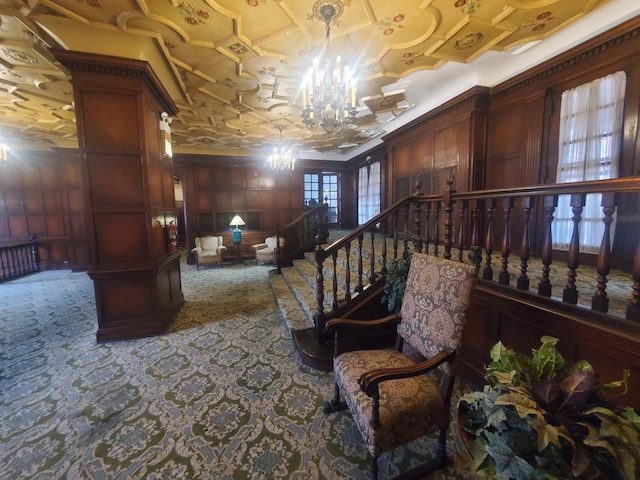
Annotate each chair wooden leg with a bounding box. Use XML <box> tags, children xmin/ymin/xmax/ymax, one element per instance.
<box><xmin>322</xmin><ymin>382</ymin><xmax>347</xmax><ymax>413</ymax></box>
<box><xmin>371</xmin><ymin>455</ymin><xmax>378</xmax><ymax>480</ymax></box>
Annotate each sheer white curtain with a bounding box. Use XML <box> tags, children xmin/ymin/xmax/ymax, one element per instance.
<box><xmin>357</xmin><ymin>166</ymin><xmax>369</xmax><ymax>224</ymax></box>
<box><xmin>357</xmin><ymin>162</ymin><xmax>381</xmax><ymax>224</ymax></box>
<box><xmin>366</xmin><ymin>162</ymin><xmax>381</xmax><ymax>221</ymax></box>
<box><xmin>552</xmin><ymin>71</ymin><xmax>626</xmax><ymax>253</ymax></box>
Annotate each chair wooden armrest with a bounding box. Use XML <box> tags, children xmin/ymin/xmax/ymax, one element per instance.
<box><xmin>358</xmin><ymin>350</ymin><xmax>455</xmax><ymax>396</ymax></box>
<box><xmin>252</xmin><ymin>243</ymin><xmax>267</xmax><ymax>251</ymax></box>
<box><xmin>326</xmin><ymin>313</ymin><xmax>400</xmax><ymax>331</ymax></box>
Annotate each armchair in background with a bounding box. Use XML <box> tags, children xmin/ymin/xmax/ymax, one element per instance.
<box><xmin>191</xmin><ymin>236</ymin><xmax>226</xmax><ymax>270</ymax></box>
<box><xmin>252</xmin><ymin>236</ymin><xmax>284</xmax><ymax>265</ymax></box>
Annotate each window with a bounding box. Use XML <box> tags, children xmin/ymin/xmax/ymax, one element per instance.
<box><xmin>304</xmin><ymin>171</ymin><xmax>340</xmax><ymax>224</ymax></box>
<box><xmin>552</xmin><ymin>71</ymin><xmax>626</xmax><ymax>253</ymax></box>
<box><xmin>358</xmin><ymin>161</ymin><xmax>381</xmax><ymax>224</ymax></box>
<box><xmin>304</xmin><ymin>173</ymin><xmax>319</xmax><ymax>206</ymax></box>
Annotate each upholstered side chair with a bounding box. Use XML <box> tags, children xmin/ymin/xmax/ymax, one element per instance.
<box><xmin>323</xmin><ymin>252</ymin><xmax>480</xmax><ymax>480</ymax></box>
<box><xmin>251</xmin><ymin>235</ymin><xmax>284</xmax><ymax>265</ymax></box>
<box><xmin>191</xmin><ymin>236</ymin><xmax>226</xmax><ymax>270</ymax></box>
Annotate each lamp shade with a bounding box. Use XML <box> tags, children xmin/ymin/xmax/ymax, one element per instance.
<box><xmin>229</xmin><ymin>215</ymin><xmax>245</xmax><ymax>227</ymax></box>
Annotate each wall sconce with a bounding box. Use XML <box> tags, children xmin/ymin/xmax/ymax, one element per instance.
<box><xmin>160</xmin><ymin>112</ymin><xmax>172</xmax><ymax>158</ymax></box>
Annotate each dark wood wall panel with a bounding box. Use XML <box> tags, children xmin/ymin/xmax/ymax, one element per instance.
<box><xmin>93</xmin><ymin>212</ymin><xmax>149</xmax><ymax>264</ymax></box>
<box><xmin>80</xmin><ymin>92</ymin><xmax>140</xmax><ymax>151</ymax></box>
<box><xmin>385</xmin><ymin>87</ymin><xmax>491</xmax><ymax>206</ymax></box>
<box><xmin>0</xmin><ymin>149</ymin><xmax>88</xmax><ymax>270</ymax></box>
<box><xmin>87</xmin><ymin>154</ymin><xmax>145</xmax><ymax>207</ymax></box>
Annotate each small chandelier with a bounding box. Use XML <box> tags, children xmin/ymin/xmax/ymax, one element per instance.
<box><xmin>301</xmin><ymin>4</ymin><xmax>357</xmax><ymax>134</ymax></box>
<box><xmin>268</xmin><ymin>125</ymin><xmax>295</xmax><ymax>173</ymax></box>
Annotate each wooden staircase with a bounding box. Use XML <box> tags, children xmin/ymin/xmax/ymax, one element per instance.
<box><xmin>268</xmin><ymin>232</ymin><xmax>391</xmax><ymax>371</ymax></box>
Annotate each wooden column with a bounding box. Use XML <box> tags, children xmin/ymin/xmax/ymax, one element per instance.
<box><xmin>53</xmin><ymin>50</ymin><xmax>184</xmax><ymax>341</ymax></box>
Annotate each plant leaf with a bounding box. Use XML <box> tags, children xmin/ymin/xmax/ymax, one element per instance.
<box><xmin>531</xmin><ymin>335</ymin><xmax>565</xmax><ymax>382</ymax></box>
<box><xmin>484</xmin><ymin>430</ymin><xmax>536</xmax><ymax>479</ymax></box>
<box><xmin>559</xmin><ymin>370</ymin><xmax>596</xmax><ymax>407</ymax></box>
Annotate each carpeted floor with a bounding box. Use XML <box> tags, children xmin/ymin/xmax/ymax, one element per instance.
<box><xmin>0</xmin><ymin>255</ymin><xmax>478</xmax><ymax>480</ymax></box>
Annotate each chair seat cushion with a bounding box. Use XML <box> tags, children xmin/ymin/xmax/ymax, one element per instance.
<box><xmin>334</xmin><ymin>349</ymin><xmax>447</xmax><ymax>457</ymax></box>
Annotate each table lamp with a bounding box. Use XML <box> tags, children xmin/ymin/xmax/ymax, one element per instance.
<box><xmin>229</xmin><ymin>215</ymin><xmax>245</xmax><ymax>244</ymax></box>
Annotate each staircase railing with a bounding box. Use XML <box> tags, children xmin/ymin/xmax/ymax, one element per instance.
<box><xmin>276</xmin><ymin>203</ymin><xmax>328</xmax><ymax>272</ymax></box>
<box><xmin>0</xmin><ymin>236</ymin><xmax>39</xmax><ymax>282</ymax></box>
<box><xmin>312</xmin><ymin>175</ymin><xmax>640</xmax><ymax>342</ymax></box>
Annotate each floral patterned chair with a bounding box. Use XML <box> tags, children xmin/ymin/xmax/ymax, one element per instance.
<box><xmin>323</xmin><ymin>252</ymin><xmax>480</xmax><ymax>480</ymax></box>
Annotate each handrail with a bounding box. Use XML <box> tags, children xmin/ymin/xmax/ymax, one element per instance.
<box><xmin>276</xmin><ymin>203</ymin><xmax>328</xmax><ymax>271</ymax></box>
<box><xmin>310</xmin><ymin>175</ymin><xmax>640</xmax><ymax>343</ymax></box>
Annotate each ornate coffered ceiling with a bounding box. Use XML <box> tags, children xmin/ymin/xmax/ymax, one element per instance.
<box><xmin>0</xmin><ymin>0</ymin><xmax>635</xmax><ymax>160</ymax></box>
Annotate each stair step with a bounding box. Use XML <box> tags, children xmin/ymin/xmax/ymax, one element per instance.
<box><xmin>268</xmin><ymin>270</ymin><xmax>313</xmax><ymax>331</ymax></box>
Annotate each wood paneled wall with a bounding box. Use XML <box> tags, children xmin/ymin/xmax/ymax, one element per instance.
<box><xmin>0</xmin><ymin>149</ymin><xmax>89</xmax><ymax>270</ymax></box>
<box><xmin>175</xmin><ymin>156</ymin><xmax>348</xmax><ymax>261</ymax></box>
<box><xmin>383</xmin><ymin>86</ymin><xmax>490</xmax><ymax>204</ymax></box>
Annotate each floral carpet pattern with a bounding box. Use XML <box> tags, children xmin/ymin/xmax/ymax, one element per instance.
<box><xmin>0</xmin><ymin>256</ymin><xmax>476</xmax><ymax>480</ymax></box>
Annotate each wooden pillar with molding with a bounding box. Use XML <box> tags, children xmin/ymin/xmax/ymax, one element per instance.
<box><xmin>54</xmin><ymin>50</ymin><xmax>184</xmax><ymax>341</ymax></box>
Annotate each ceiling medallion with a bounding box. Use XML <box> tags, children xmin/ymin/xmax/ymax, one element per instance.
<box><xmin>301</xmin><ymin>3</ymin><xmax>357</xmax><ymax>134</ymax></box>
<box><xmin>268</xmin><ymin>125</ymin><xmax>296</xmax><ymax>174</ymax></box>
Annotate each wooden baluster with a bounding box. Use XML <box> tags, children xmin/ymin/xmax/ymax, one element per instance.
<box><xmin>413</xmin><ymin>197</ymin><xmax>422</xmax><ymax>240</ymax></box>
<box><xmin>563</xmin><ymin>193</ymin><xmax>585</xmax><ymax>305</ymax></box>
<box><xmin>344</xmin><ymin>241</ymin><xmax>352</xmax><ymax>302</ymax></box>
<box><xmin>443</xmin><ymin>188</ymin><xmax>453</xmax><ymax>260</ymax></box>
<box><xmin>403</xmin><ymin>203</ymin><xmax>410</xmax><ymax>258</ymax></box>
<box><xmin>517</xmin><ymin>197</ymin><xmax>533</xmax><ymax>290</ymax></box>
<box><xmin>356</xmin><ymin>234</ymin><xmax>364</xmax><ymax>293</ymax></box>
<box><xmin>433</xmin><ymin>201</ymin><xmax>441</xmax><ymax>257</ymax></box>
<box><xmin>30</xmin><ymin>238</ymin><xmax>38</xmax><ymax>273</ymax></box>
<box><xmin>499</xmin><ymin>198</ymin><xmax>514</xmax><ymax>285</ymax></box>
<box><xmin>369</xmin><ymin>230</ymin><xmax>376</xmax><ymax>285</ymax></box>
<box><xmin>0</xmin><ymin>249</ymin><xmax>6</xmax><ymax>280</ymax></box>
<box><xmin>471</xmin><ymin>199</ymin><xmax>482</xmax><ymax>249</ymax></box>
<box><xmin>423</xmin><ymin>201</ymin><xmax>431</xmax><ymax>255</ymax></box>
<box><xmin>457</xmin><ymin>199</ymin><xmax>468</xmax><ymax>263</ymax></box>
<box><xmin>380</xmin><ymin>225</ymin><xmax>388</xmax><ymax>276</ymax></box>
<box><xmin>10</xmin><ymin>247</ymin><xmax>18</xmax><ymax>277</ymax></box>
<box><xmin>483</xmin><ymin>199</ymin><xmax>496</xmax><ymax>280</ymax></box>
<box><xmin>314</xmin><ymin>237</ymin><xmax>326</xmax><ymax>341</ymax></box>
<box><xmin>592</xmin><ymin>193</ymin><xmax>616</xmax><ymax>313</ymax></box>
<box><xmin>538</xmin><ymin>195</ymin><xmax>557</xmax><ymax>297</ymax></box>
<box><xmin>276</xmin><ymin>222</ymin><xmax>282</xmax><ymax>274</ymax></box>
<box><xmin>627</xmin><ymin>224</ymin><xmax>640</xmax><ymax>322</ymax></box>
<box><xmin>332</xmin><ymin>251</ymin><xmax>339</xmax><ymax>310</ymax></box>
<box><xmin>392</xmin><ymin>211</ymin><xmax>399</xmax><ymax>260</ymax></box>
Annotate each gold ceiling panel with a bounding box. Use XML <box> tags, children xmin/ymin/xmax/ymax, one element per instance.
<box><xmin>0</xmin><ymin>0</ymin><xmax>623</xmax><ymax>156</ymax></box>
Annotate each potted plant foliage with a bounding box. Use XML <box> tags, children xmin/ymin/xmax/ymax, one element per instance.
<box><xmin>381</xmin><ymin>251</ymin><xmax>412</xmax><ymax>314</ymax></box>
<box><xmin>458</xmin><ymin>336</ymin><xmax>640</xmax><ymax>479</ymax></box>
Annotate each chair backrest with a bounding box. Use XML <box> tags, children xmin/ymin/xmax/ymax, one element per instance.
<box><xmin>265</xmin><ymin>236</ymin><xmax>284</xmax><ymax>249</ymax></box>
<box><xmin>397</xmin><ymin>253</ymin><xmax>478</xmax><ymax>360</ymax></box>
<box><xmin>197</xmin><ymin>236</ymin><xmax>223</xmax><ymax>251</ymax></box>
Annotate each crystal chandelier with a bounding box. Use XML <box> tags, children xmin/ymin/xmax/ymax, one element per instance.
<box><xmin>301</xmin><ymin>4</ymin><xmax>357</xmax><ymax>134</ymax></box>
<box><xmin>268</xmin><ymin>125</ymin><xmax>295</xmax><ymax>173</ymax></box>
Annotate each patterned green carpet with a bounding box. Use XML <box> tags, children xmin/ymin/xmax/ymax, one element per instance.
<box><xmin>0</xmin><ymin>256</ymin><xmax>477</xmax><ymax>479</ymax></box>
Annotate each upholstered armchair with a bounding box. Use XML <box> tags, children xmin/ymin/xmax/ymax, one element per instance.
<box><xmin>191</xmin><ymin>236</ymin><xmax>226</xmax><ymax>270</ymax></box>
<box><xmin>251</xmin><ymin>236</ymin><xmax>284</xmax><ymax>265</ymax></box>
<box><xmin>323</xmin><ymin>252</ymin><xmax>480</xmax><ymax>480</ymax></box>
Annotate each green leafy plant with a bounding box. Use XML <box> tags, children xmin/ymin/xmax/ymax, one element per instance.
<box><xmin>381</xmin><ymin>252</ymin><xmax>412</xmax><ymax>314</ymax></box>
<box><xmin>459</xmin><ymin>336</ymin><xmax>640</xmax><ymax>479</ymax></box>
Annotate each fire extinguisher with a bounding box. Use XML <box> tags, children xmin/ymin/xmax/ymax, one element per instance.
<box><xmin>166</xmin><ymin>221</ymin><xmax>178</xmax><ymax>252</ymax></box>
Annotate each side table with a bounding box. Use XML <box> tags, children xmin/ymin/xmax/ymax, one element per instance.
<box><xmin>232</xmin><ymin>242</ymin><xmax>245</xmax><ymax>264</ymax></box>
